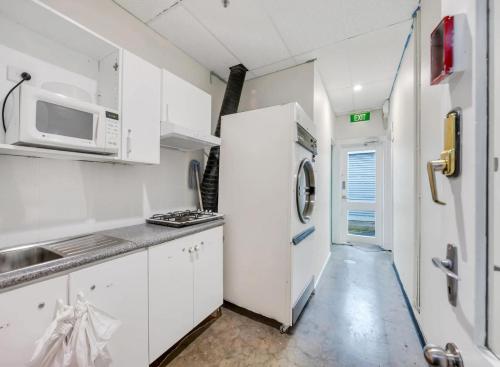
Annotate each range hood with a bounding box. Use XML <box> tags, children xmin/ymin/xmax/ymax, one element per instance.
<box><xmin>160</xmin><ymin>121</ymin><xmax>221</xmax><ymax>151</ymax></box>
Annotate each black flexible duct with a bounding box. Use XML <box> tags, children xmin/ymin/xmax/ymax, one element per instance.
<box><xmin>201</xmin><ymin>64</ymin><xmax>247</xmax><ymax>212</ymax></box>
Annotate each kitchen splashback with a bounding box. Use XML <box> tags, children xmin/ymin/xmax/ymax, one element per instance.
<box><xmin>0</xmin><ymin>148</ymin><xmax>201</xmax><ymax>249</ymax></box>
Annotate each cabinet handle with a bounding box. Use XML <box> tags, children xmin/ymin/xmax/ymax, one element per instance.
<box><xmin>0</xmin><ymin>323</ymin><xmax>10</xmax><ymax>330</ymax></box>
<box><xmin>37</xmin><ymin>302</ymin><xmax>46</xmax><ymax>309</ymax></box>
<box><xmin>90</xmin><ymin>285</ymin><xmax>96</xmax><ymax>291</ymax></box>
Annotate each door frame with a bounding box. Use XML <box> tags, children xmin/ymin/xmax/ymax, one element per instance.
<box><xmin>338</xmin><ymin>137</ymin><xmax>386</xmax><ymax>247</ymax></box>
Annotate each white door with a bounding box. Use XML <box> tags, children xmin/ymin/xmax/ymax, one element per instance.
<box><xmin>121</xmin><ymin>50</ymin><xmax>161</xmax><ymax>164</ymax></box>
<box><xmin>340</xmin><ymin>144</ymin><xmax>383</xmax><ymax>245</ymax></box>
<box><xmin>417</xmin><ymin>0</ymin><xmax>498</xmax><ymax>365</ymax></box>
<box><xmin>149</xmin><ymin>237</ymin><xmax>194</xmax><ymax>362</ymax></box>
<box><xmin>488</xmin><ymin>0</ymin><xmax>500</xmax><ymax>359</ymax></box>
<box><xmin>193</xmin><ymin>227</ymin><xmax>223</xmax><ymax>325</ymax></box>
<box><xmin>0</xmin><ymin>276</ymin><xmax>68</xmax><ymax>367</ymax></box>
<box><xmin>69</xmin><ymin>252</ymin><xmax>149</xmax><ymax>367</ymax></box>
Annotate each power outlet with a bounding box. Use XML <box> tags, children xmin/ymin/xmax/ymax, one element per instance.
<box><xmin>6</xmin><ymin>66</ymin><xmax>31</xmax><ymax>83</ymax></box>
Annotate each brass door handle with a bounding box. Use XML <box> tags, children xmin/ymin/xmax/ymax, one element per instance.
<box><xmin>427</xmin><ymin>159</ymin><xmax>447</xmax><ymax>205</ymax></box>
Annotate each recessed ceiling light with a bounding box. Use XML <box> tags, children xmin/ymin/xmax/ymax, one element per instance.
<box><xmin>353</xmin><ymin>84</ymin><xmax>363</xmax><ymax>92</ymax></box>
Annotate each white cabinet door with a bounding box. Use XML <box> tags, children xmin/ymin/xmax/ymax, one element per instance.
<box><xmin>193</xmin><ymin>227</ymin><xmax>223</xmax><ymax>325</ymax></box>
<box><xmin>149</xmin><ymin>237</ymin><xmax>194</xmax><ymax>362</ymax></box>
<box><xmin>161</xmin><ymin>69</ymin><xmax>211</xmax><ymax>135</ymax></box>
<box><xmin>0</xmin><ymin>276</ymin><xmax>67</xmax><ymax>367</ymax></box>
<box><xmin>69</xmin><ymin>252</ymin><xmax>149</xmax><ymax>367</ymax></box>
<box><xmin>121</xmin><ymin>50</ymin><xmax>161</xmax><ymax>164</ymax></box>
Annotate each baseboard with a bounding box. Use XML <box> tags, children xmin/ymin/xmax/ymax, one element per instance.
<box><xmin>392</xmin><ymin>263</ymin><xmax>426</xmax><ymax>347</ymax></box>
<box><xmin>315</xmin><ymin>250</ymin><xmax>331</xmax><ymax>288</ymax></box>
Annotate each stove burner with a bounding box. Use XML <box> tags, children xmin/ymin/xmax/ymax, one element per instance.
<box><xmin>146</xmin><ymin>210</ymin><xmax>223</xmax><ymax>228</ymax></box>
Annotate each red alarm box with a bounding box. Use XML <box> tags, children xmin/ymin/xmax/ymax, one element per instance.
<box><xmin>430</xmin><ymin>15</ymin><xmax>466</xmax><ymax>85</ymax></box>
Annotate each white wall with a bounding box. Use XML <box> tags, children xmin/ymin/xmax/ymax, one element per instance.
<box><xmin>239</xmin><ymin>62</ymin><xmax>316</xmax><ymax>118</ymax></box>
<box><xmin>335</xmin><ymin>110</ymin><xmax>386</xmax><ymax>141</ymax></box>
<box><xmin>237</xmin><ymin>62</ymin><xmax>335</xmax><ymax>284</ymax></box>
<box><xmin>0</xmin><ymin>0</ymin><xmax>216</xmax><ymax>249</ymax></box>
<box><xmin>313</xmin><ymin>67</ymin><xmax>335</xmax><ymax>281</ymax></box>
<box><xmin>390</xmin><ymin>29</ymin><xmax>417</xmax><ymax>301</ymax></box>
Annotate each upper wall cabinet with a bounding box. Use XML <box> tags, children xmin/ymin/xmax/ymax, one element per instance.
<box><xmin>0</xmin><ymin>0</ymin><xmax>121</xmax><ymax>161</ymax></box>
<box><xmin>160</xmin><ymin>70</ymin><xmax>220</xmax><ymax>151</ymax></box>
<box><xmin>0</xmin><ymin>0</ymin><xmax>162</xmax><ymax>164</ymax></box>
<box><xmin>121</xmin><ymin>51</ymin><xmax>161</xmax><ymax>164</ymax></box>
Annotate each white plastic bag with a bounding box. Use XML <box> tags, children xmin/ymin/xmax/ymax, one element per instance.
<box><xmin>65</xmin><ymin>293</ymin><xmax>121</xmax><ymax>367</ymax></box>
<box><xmin>28</xmin><ymin>300</ymin><xmax>74</xmax><ymax>367</ymax></box>
<box><xmin>29</xmin><ymin>293</ymin><xmax>121</xmax><ymax>367</ymax></box>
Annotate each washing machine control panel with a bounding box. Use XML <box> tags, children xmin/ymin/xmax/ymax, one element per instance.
<box><xmin>296</xmin><ymin>123</ymin><xmax>318</xmax><ymax>156</ymax></box>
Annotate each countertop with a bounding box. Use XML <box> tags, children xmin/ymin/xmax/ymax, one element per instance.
<box><xmin>0</xmin><ymin>220</ymin><xmax>224</xmax><ymax>291</ymax></box>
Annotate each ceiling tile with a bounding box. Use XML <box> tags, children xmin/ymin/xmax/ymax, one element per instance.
<box><xmin>342</xmin><ymin>0</ymin><xmax>417</xmax><ymax>37</ymax></box>
<box><xmin>347</xmin><ymin>20</ymin><xmax>412</xmax><ymax>84</ymax></box>
<box><xmin>260</xmin><ymin>0</ymin><xmax>349</xmax><ymax>56</ymax></box>
<box><xmin>149</xmin><ymin>5</ymin><xmax>239</xmax><ymax>79</ymax></box>
<box><xmin>328</xmin><ymin>86</ymin><xmax>354</xmax><ymax>115</ymax></box>
<box><xmin>295</xmin><ymin>40</ymin><xmax>352</xmax><ymax>90</ymax></box>
<box><xmin>181</xmin><ymin>0</ymin><xmax>290</xmax><ymax>70</ymax></box>
<box><xmin>113</xmin><ymin>0</ymin><xmax>179</xmax><ymax>22</ymax></box>
<box><xmin>250</xmin><ymin>58</ymin><xmax>297</xmax><ymax>78</ymax></box>
<box><xmin>352</xmin><ymin>79</ymin><xmax>393</xmax><ymax>111</ymax></box>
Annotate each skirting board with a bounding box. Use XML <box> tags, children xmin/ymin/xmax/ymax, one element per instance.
<box><xmin>315</xmin><ymin>250</ymin><xmax>332</xmax><ymax>288</ymax></box>
<box><xmin>392</xmin><ymin>263</ymin><xmax>426</xmax><ymax>347</ymax></box>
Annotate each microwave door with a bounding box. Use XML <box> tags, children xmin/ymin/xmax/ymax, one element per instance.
<box><xmin>16</xmin><ymin>85</ymin><xmax>108</xmax><ymax>154</ymax></box>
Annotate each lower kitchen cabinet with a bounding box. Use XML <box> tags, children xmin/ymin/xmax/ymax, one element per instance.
<box><xmin>149</xmin><ymin>226</ymin><xmax>223</xmax><ymax>362</ymax></box>
<box><xmin>69</xmin><ymin>251</ymin><xmax>149</xmax><ymax>367</ymax></box>
<box><xmin>0</xmin><ymin>276</ymin><xmax>68</xmax><ymax>367</ymax></box>
<box><xmin>193</xmin><ymin>227</ymin><xmax>223</xmax><ymax>325</ymax></box>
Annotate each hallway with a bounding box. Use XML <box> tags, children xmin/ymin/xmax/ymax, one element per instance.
<box><xmin>168</xmin><ymin>245</ymin><xmax>425</xmax><ymax>366</ymax></box>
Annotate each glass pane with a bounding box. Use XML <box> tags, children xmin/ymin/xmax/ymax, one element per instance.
<box><xmin>347</xmin><ymin>151</ymin><xmax>376</xmax><ymax>202</ymax></box>
<box><xmin>348</xmin><ymin>210</ymin><xmax>375</xmax><ymax>237</ymax></box>
<box><xmin>36</xmin><ymin>101</ymin><xmax>94</xmax><ymax>140</ymax></box>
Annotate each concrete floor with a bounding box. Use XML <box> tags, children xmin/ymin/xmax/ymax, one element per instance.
<box><xmin>168</xmin><ymin>244</ymin><xmax>426</xmax><ymax>366</ymax></box>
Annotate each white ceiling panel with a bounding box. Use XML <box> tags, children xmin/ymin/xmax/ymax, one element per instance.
<box><xmin>250</xmin><ymin>58</ymin><xmax>297</xmax><ymax>78</ymax></box>
<box><xmin>353</xmin><ymin>79</ymin><xmax>393</xmax><ymax>111</ymax></box>
<box><xmin>149</xmin><ymin>5</ymin><xmax>239</xmax><ymax>79</ymax></box>
<box><xmin>295</xmin><ymin>40</ymin><xmax>352</xmax><ymax>90</ymax></box>
<box><xmin>328</xmin><ymin>86</ymin><xmax>354</xmax><ymax>115</ymax></box>
<box><xmin>342</xmin><ymin>0</ymin><xmax>417</xmax><ymax>37</ymax></box>
<box><xmin>113</xmin><ymin>0</ymin><xmax>179</xmax><ymax>23</ymax></box>
<box><xmin>260</xmin><ymin>0</ymin><xmax>348</xmax><ymax>56</ymax></box>
<box><xmin>348</xmin><ymin>20</ymin><xmax>412</xmax><ymax>84</ymax></box>
<box><xmin>114</xmin><ymin>0</ymin><xmax>416</xmax><ymax>115</ymax></box>
<box><xmin>181</xmin><ymin>0</ymin><xmax>290</xmax><ymax>70</ymax></box>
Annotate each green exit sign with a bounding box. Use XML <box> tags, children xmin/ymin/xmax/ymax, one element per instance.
<box><xmin>350</xmin><ymin>112</ymin><xmax>371</xmax><ymax>123</ymax></box>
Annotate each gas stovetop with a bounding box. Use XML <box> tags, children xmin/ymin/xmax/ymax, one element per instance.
<box><xmin>146</xmin><ymin>210</ymin><xmax>224</xmax><ymax>228</ymax></box>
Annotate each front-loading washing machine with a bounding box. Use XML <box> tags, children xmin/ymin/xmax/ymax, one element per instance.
<box><xmin>220</xmin><ymin>102</ymin><xmax>318</xmax><ymax>331</ymax></box>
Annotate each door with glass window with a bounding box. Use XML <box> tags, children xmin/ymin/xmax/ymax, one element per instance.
<box><xmin>340</xmin><ymin>145</ymin><xmax>383</xmax><ymax>245</ymax></box>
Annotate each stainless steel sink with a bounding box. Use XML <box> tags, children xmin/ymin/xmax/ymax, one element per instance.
<box><xmin>0</xmin><ymin>234</ymin><xmax>131</xmax><ymax>276</ymax></box>
<box><xmin>0</xmin><ymin>246</ymin><xmax>63</xmax><ymax>275</ymax></box>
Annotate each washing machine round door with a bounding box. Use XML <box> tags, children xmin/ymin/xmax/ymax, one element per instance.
<box><xmin>296</xmin><ymin>158</ymin><xmax>316</xmax><ymax>223</ymax></box>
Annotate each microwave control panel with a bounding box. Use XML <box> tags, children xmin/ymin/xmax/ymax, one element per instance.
<box><xmin>105</xmin><ymin>111</ymin><xmax>120</xmax><ymax>150</ymax></box>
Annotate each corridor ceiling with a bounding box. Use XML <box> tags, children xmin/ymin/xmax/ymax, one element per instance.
<box><xmin>114</xmin><ymin>0</ymin><xmax>418</xmax><ymax>115</ymax></box>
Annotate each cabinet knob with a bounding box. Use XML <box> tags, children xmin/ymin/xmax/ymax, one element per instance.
<box><xmin>90</xmin><ymin>285</ymin><xmax>96</xmax><ymax>291</ymax></box>
<box><xmin>188</xmin><ymin>247</ymin><xmax>195</xmax><ymax>253</ymax></box>
<box><xmin>194</xmin><ymin>245</ymin><xmax>200</xmax><ymax>252</ymax></box>
<box><xmin>38</xmin><ymin>302</ymin><xmax>45</xmax><ymax>309</ymax></box>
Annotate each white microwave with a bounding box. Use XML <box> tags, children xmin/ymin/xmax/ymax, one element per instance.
<box><xmin>6</xmin><ymin>84</ymin><xmax>120</xmax><ymax>155</ymax></box>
